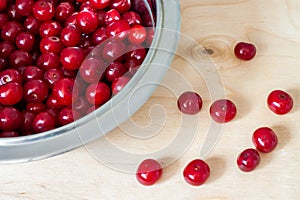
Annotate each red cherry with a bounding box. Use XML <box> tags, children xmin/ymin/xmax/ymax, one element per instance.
<box><xmin>0</xmin><ymin>0</ymin><xmax>7</xmax><ymax>12</ymax></box>
<box><xmin>0</xmin><ymin>13</ymin><xmax>9</xmax><ymax>29</ymax></box>
<box><xmin>79</xmin><ymin>57</ymin><xmax>106</xmax><ymax>84</ymax></box>
<box><xmin>237</xmin><ymin>148</ymin><xmax>260</xmax><ymax>172</ymax></box>
<box><xmin>128</xmin><ymin>25</ymin><xmax>147</xmax><ymax>44</ymax></box>
<box><xmin>234</xmin><ymin>42</ymin><xmax>256</xmax><ymax>61</ymax></box>
<box><xmin>15</xmin><ymin>0</ymin><xmax>34</xmax><ymax>17</ymax></box>
<box><xmin>1</xmin><ymin>21</ymin><xmax>23</xmax><ymax>43</ymax></box>
<box><xmin>20</xmin><ymin>110</ymin><xmax>36</xmax><ymax>133</ymax></box>
<box><xmin>136</xmin><ymin>159</ymin><xmax>162</xmax><ymax>186</ymax></box>
<box><xmin>52</xmin><ymin>78</ymin><xmax>78</xmax><ymax>106</ymax></box>
<box><xmin>102</xmin><ymin>40</ymin><xmax>126</xmax><ymax>62</ymax></box>
<box><xmin>60</xmin><ymin>25</ymin><xmax>82</xmax><ymax>47</ymax></box>
<box><xmin>177</xmin><ymin>91</ymin><xmax>202</xmax><ymax>115</ymax></box>
<box><xmin>40</xmin><ymin>36</ymin><xmax>64</xmax><ymax>54</ymax></box>
<box><xmin>9</xmin><ymin>50</ymin><xmax>33</xmax><ymax>68</ymax></box>
<box><xmin>7</xmin><ymin>4</ymin><xmax>25</xmax><ymax>22</ymax></box>
<box><xmin>23</xmin><ymin>79</ymin><xmax>48</xmax><ymax>103</ymax></box>
<box><xmin>0</xmin><ymin>41</ymin><xmax>15</xmax><ymax>58</ymax></box>
<box><xmin>0</xmin><ymin>68</ymin><xmax>23</xmax><ymax>85</ymax></box>
<box><xmin>122</xmin><ymin>11</ymin><xmax>142</xmax><ymax>26</ymax></box>
<box><xmin>32</xmin><ymin>111</ymin><xmax>56</xmax><ymax>133</ymax></box>
<box><xmin>15</xmin><ymin>31</ymin><xmax>35</xmax><ymax>52</ymax></box>
<box><xmin>209</xmin><ymin>99</ymin><xmax>237</xmax><ymax>123</ymax></box>
<box><xmin>91</xmin><ymin>27</ymin><xmax>108</xmax><ymax>45</ymax></box>
<box><xmin>32</xmin><ymin>0</ymin><xmax>55</xmax><ymax>21</ymax></box>
<box><xmin>39</xmin><ymin>20</ymin><xmax>62</xmax><ymax>38</ymax></box>
<box><xmin>76</xmin><ymin>10</ymin><xmax>99</xmax><ymax>34</ymax></box>
<box><xmin>183</xmin><ymin>159</ymin><xmax>210</xmax><ymax>186</ymax></box>
<box><xmin>0</xmin><ymin>131</ymin><xmax>19</xmax><ymax>138</ymax></box>
<box><xmin>106</xmin><ymin>20</ymin><xmax>130</xmax><ymax>40</ymax></box>
<box><xmin>0</xmin><ymin>107</ymin><xmax>23</xmax><ymax>131</ymax></box>
<box><xmin>37</xmin><ymin>53</ymin><xmax>61</xmax><ymax>70</ymax></box>
<box><xmin>85</xmin><ymin>82</ymin><xmax>111</xmax><ymax>106</ymax></box>
<box><xmin>58</xmin><ymin>107</ymin><xmax>81</xmax><ymax>126</ymax></box>
<box><xmin>44</xmin><ymin>68</ymin><xmax>64</xmax><ymax>89</ymax></box>
<box><xmin>104</xmin><ymin>9</ymin><xmax>121</xmax><ymax>26</ymax></box>
<box><xmin>252</xmin><ymin>127</ymin><xmax>278</xmax><ymax>153</ymax></box>
<box><xmin>90</xmin><ymin>0</ymin><xmax>111</xmax><ymax>10</ymax></box>
<box><xmin>55</xmin><ymin>2</ymin><xmax>76</xmax><ymax>23</ymax></box>
<box><xmin>111</xmin><ymin>76</ymin><xmax>130</xmax><ymax>95</ymax></box>
<box><xmin>267</xmin><ymin>90</ymin><xmax>293</xmax><ymax>115</ymax></box>
<box><xmin>26</xmin><ymin>102</ymin><xmax>46</xmax><ymax>114</ymax></box>
<box><xmin>0</xmin><ymin>82</ymin><xmax>23</xmax><ymax>105</ymax></box>
<box><xmin>104</xmin><ymin>62</ymin><xmax>127</xmax><ymax>82</ymax></box>
<box><xmin>22</xmin><ymin>66</ymin><xmax>43</xmax><ymax>82</ymax></box>
<box><xmin>109</xmin><ymin>0</ymin><xmax>131</xmax><ymax>14</ymax></box>
<box><xmin>60</xmin><ymin>47</ymin><xmax>86</xmax><ymax>70</ymax></box>
<box><xmin>23</xmin><ymin>15</ymin><xmax>42</xmax><ymax>36</ymax></box>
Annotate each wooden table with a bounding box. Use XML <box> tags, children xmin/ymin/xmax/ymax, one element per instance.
<box><xmin>1</xmin><ymin>0</ymin><xmax>299</xmax><ymax>199</ymax></box>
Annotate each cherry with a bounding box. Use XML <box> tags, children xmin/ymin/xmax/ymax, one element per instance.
<box><xmin>20</xmin><ymin>110</ymin><xmax>36</xmax><ymax>133</ymax></box>
<box><xmin>102</xmin><ymin>39</ymin><xmax>126</xmax><ymax>62</ymax></box>
<box><xmin>32</xmin><ymin>111</ymin><xmax>56</xmax><ymax>133</ymax></box>
<box><xmin>0</xmin><ymin>0</ymin><xmax>7</xmax><ymax>12</ymax></box>
<box><xmin>79</xmin><ymin>57</ymin><xmax>106</xmax><ymax>83</ymax></box>
<box><xmin>7</xmin><ymin>4</ymin><xmax>25</xmax><ymax>22</ymax></box>
<box><xmin>60</xmin><ymin>25</ymin><xmax>82</xmax><ymax>47</ymax></box>
<box><xmin>128</xmin><ymin>25</ymin><xmax>147</xmax><ymax>44</ymax></box>
<box><xmin>91</xmin><ymin>27</ymin><xmax>108</xmax><ymax>45</ymax></box>
<box><xmin>0</xmin><ymin>82</ymin><xmax>23</xmax><ymax>105</ymax></box>
<box><xmin>252</xmin><ymin>127</ymin><xmax>278</xmax><ymax>153</ymax></box>
<box><xmin>46</xmin><ymin>93</ymin><xmax>63</xmax><ymax>109</ymax></box>
<box><xmin>104</xmin><ymin>62</ymin><xmax>127</xmax><ymax>82</ymax></box>
<box><xmin>40</xmin><ymin>36</ymin><xmax>64</xmax><ymax>54</ymax></box>
<box><xmin>106</xmin><ymin>20</ymin><xmax>130</xmax><ymax>40</ymax></box>
<box><xmin>125</xmin><ymin>44</ymin><xmax>147</xmax><ymax>65</ymax></box>
<box><xmin>0</xmin><ymin>68</ymin><xmax>23</xmax><ymax>85</ymax></box>
<box><xmin>52</xmin><ymin>78</ymin><xmax>78</xmax><ymax>106</ymax></box>
<box><xmin>104</xmin><ymin>9</ymin><xmax>121</xmax><ymax>26</ymax></box>
<box><xmin>85</xmin><ymin>82</ymin><xmax>111</xmax><ymax>106</ymax></box>
<box><xmin>76</xmin><ymin>10</ymin><xmax>99</xmax><ymax>34</ymax></box>
<box><xmin>15</xmin><ymin>0</ymin><xmax>34</xmax><ymax>17</ymax></box>
<box><xmin>37</xmin><ymin>53</ymin><xmax>61</xmax><ymax>70</ymax></box>
<box><xmin>0</xmin><ymin>107</ymin><xmax>23</xmax><ymax>131</ymax></box>
<box><xmin>79</xmin><ymin>1</ymin><xmax>95</xmax><ymax>12</ymax></box>
<box><xmin>23</xmin><ymin>15</ymin><xmax>42</xmax><ymax>36</ymax></box>
<box><xmin>26</xmin><ymin>102</ymin><xmax>46</xmax><ymax>114</ymax></box>
<box><xmin>22</xmin><ymin>66</ymin><xmax>43</xmax><ymax>81</ymax></box>
<box><xmin>237</xmin><ymin>148</ymin><xmax>260</xmax><ymax>172</ymax></box>
<box><xmin>15</xmin><ymin>31</ymin><xmax>35</xmax><ymax>52</ymax></box>
<box><xmin>111</xmin><ymin>76</ymin><xmax>129</xmax><ymax>95</ymax></box>
<box><xmin>136</xmin><ymin>159</ymin><xmax>162</xmax><ymax>186</ymax></box>
<box><xmin>122</xmin><ymin>11</ymin><xmax>142</xmax><ymax>26</ymax></box>
<box><xmin>39</xmin><ymin>20</ymin><xmax>62</xmax><ymax>38</ymax></box>
<box><xmin>177</xmin><ymin>91</ymin><xmax>203</xmax><ymax>115</ymax></box>
<box><xmin>90</xmin><ymin>0</ymin><xmax>111</xmax><ymax>10</ymax></box>
<box><xmin>209</xmin><ymin>99</ymin><xmax>237</xmax><ymax>123</ymax></box>
<box><xmin>44</xmin><ymin>68</ymin><xmax>64</xmax><ymax>89</ymax></box>
<box><xmin>55</xmin><ymin>2</ymin><xmax>76</xmax><ymax>23</ymax></box>
<box><xmin>267</xmin><ymin>90</ymin><xmax>293</xmax><ymax>115</ymax></box>
<box><xmin>32</xmin><ymin>0</ymin><xmax>55</xmax><ymax>21</ymax></box>
<box><xmin>0</xmin><ymin>41</ymin><xmax>15</xmax><ymax>58</ymax></box>
<box><xmin>183</xmin><ymin>159</ymin><xmax>210</xmax><ymax>186</ymax></box>
<box><xmin>0</xmin><ymin>131</ymin><xmax>19</xmax><ymax>138</ymax></box>
<box><xmin>65</xmin><ymin>12</ymin><xmax>78</xmax><ymax>27</ymax></box>
<box><xmin>9</xmin><ymin>50</ymin><xmax>33</xmax><ymax>68</ymax></box>
<box><xmin>58</xmin><ymin>107</ymin><xmax>81</xmax><ymax>126</ymax></box>
<box><xmin>73</xmin><ymin>96</ymin><xmax>90</xmax><ymax>114</ymax></box>
<box><xmin>109</xmin><ymin>0</ymin><xmax>131</xmax><ymax>14</ymax></box>
<box><xmin>1</xmin><ymin>21</ymin><xmax>23</xmax><ymax>43</ymax></box>
<box><xmin>234</xmin><ymin>42</ymin><xmax>256</xmax><ymax>61</ymax></box>
<box><xmin>0</xmin><ymin>13</ymin><xmax>9</xmax><ymax>29</ymax></box>
<box><xmin>60</xmin><ymin>47</ymin><xmax>86</xmax><ymax>70</ymax></box>
<box><xmin>23</xmin><ymin>79</ymin><xmax>48</xmax><ymax>103</ymax></box>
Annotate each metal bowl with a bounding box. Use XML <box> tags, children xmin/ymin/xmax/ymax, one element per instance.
<box><xmin>0</xmin><ymin>0</ymin><xmax>181</xmax><ymax>163</ymax></box>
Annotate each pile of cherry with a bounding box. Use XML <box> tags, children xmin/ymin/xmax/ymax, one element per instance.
<box><xmin>0</xmin><ymin>0</ymin><xmax>154</xmax><ymax>137</ymax></box>
<box><xmin>136</xmin><ymin>42</ymin><xmax>294</xmax><ymax>186</ymax></box>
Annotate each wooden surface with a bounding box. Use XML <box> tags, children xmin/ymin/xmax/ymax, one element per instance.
<box><xmin>1</xmin><ymin>0</ymin><xmax>300</xmax><ymax>199</ymax></box>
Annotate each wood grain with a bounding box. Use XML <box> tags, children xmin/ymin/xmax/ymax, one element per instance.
<box><xmin>0</xmin><ymin>0</ymin><xmax>300</xmax><ymax>199</ymax></box>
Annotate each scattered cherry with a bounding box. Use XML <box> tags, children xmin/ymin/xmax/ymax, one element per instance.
<box><xmin>267</xmin><ymin>90</ymin><xmax>293</xmax><ymax>115</ymax></box>
<box><xmin>237</xmin><ymin>148</ymin><xmax>260</xmax><ymax>172</ymax></box>
<box><xmin>183</xmin><ymin>159</ymin><xmax>210</xmax><ymax>186</ymax></box>
<box><xmin>252</xmin><ymin>127</ymin><xmax>278</xmax><ymax>153</ymax></box>
<box><xmin>177</xmin><ymin>91</ymin><xmax>202</xmax><ymax>115</ymax></box>
<box><xmin>136</xmin><ymin>159</ymin><xmax>162</xmax><ymax>186</ymax></box>
<box><xmin>234</xmin><ymin>42</ymin><xmax>256</xmax><ymax>61</ymax></box>
<box><xmin>209</xmin><ymin>99</ymin><xmax>237</xmax><ymax>123</ymax></box>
